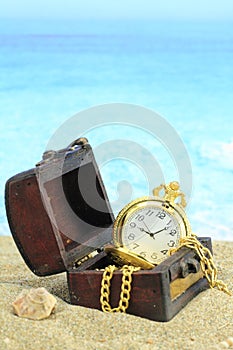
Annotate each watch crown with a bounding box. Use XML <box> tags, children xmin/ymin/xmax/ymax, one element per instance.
<box><xmin>152</xmin><ymin>181</ymin><xmax>186</xmax><ymax>208</ymax></box>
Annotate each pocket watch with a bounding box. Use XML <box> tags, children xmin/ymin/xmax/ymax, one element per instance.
<box><xmin>105</xmin><ymin>181</ymin><xmax>192</xmax><ymax>268</ymax></box>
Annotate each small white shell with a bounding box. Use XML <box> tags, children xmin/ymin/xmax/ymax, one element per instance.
<box><xmin>12</xmin><ymin>287</ymin><xmax>57</xmax><ymax>320</ymax></box>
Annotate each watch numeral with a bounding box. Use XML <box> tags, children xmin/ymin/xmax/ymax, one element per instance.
<box><xmin>132</xmin><ymin>243</ymin><xmax>139</xmax><ymax>249</ymax></box>
<box><xmin>169</xmin><ymin>229</ymin><xmax>177</xmax><ymax>236</ymax></box>
<box><xmin>151</xmin><ymin>252</ymin><xmax>157</xmax><ymax>260</ymax></box>
<box><xmin>146</xmin><ymin>209</ymin><xmax>154</xmax><ymax>216</ymax></box>
<box><xmin>140</xmin><ymin>252</ymin><xmax>146</xmax><ymax>258</ymax></box>
<box><xmin>161</xmin><ymin>249</ymin><xmax>168</xmax><ymax>255</ymax></box>
<box><xmin>167</xmin><ymin>240</ymin><xmax>175</xmax><ymax>247</ymax></box>
<box><xmin>135</xmin><ymin>214</ymin><xmax>145</xmax><ymax>221</ymax></box>
<box><xmin>156</xmin><ymin>211</ymin><xmax>166</xmax><ymax>219</ymax></box>
<box><xmin>128</xmin><ymin>233</ymin><xmax>135</xmax><ymax>240</ymax></box>
<box><xmin>130</xmin><ymin>222</ymin><xmax>136</xmax><ymax>228</ymax></box>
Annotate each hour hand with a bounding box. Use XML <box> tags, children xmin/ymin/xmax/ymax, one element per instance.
<box><xmin>139</xmin><ymin>225</ymin><xmax>170</xmax><ymax>238</ymax></box>
<box><xmin>138</xmin><ymin>227</ymin><xmax>156</xmax><ymax>239</ymax></box>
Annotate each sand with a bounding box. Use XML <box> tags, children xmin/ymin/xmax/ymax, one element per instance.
<box><xmin>0</xmin><ymin>236</ymin><xmax>232</xmax><ymax>350</ymax></box>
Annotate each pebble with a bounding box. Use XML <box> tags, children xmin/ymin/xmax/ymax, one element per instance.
<box><xmin>220</xmin><ymin>337</ymin><xmax>233</xmax><ymax>348</ymax></box>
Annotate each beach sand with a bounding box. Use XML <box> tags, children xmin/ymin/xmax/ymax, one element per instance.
<box><xmin>0</xmin><ymin>236</ymin><xmax>232</xmax><ymax>350</ymax></box>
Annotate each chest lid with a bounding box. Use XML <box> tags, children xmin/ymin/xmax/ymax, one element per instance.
<box><xmin>5</xmin><ymin>138</ymin><xmax>114</xmax><ymax>275</ymax></box>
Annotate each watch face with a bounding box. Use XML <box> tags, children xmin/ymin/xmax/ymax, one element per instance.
<box><xmin>114</xmin><ymin>198</ymin><xmax>188</xmax><ymax>265</ymax></box>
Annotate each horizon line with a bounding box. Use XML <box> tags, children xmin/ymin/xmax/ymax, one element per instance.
<box><xmin>0</xmin><ymin>16</ymin><xmax>233</xmax><ymax>22</ymax></box>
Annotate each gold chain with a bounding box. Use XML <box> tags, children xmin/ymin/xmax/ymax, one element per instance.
<box><xmin>170</xmin><ymin>234</ymin><xmax>232</xmax><ymax>296</ymax></box>
<box><xmin>100</xmin><ymin>265</ymin><xmax>140</xmax><ymax>313</ymax></box>
<box><xmin>100</xmin><ymin>235</ymin><xmax>231</xmax><ymax>314</ymax></box>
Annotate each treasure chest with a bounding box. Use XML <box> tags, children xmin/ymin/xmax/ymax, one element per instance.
<box><xmin>5</xmin><ymin>138</ymin><xmax>212</xmax><ymax>322</ymax></box>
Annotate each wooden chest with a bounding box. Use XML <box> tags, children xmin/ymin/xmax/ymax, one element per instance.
<box><xmin>66</xmin><ymin>237</ymin><xmax>211</xmax><ymax>321</ymax></box>
<box><xmin>5</xmin><ymin>138</ymin><xmax>212</xmax><ymax>322</ymax></box>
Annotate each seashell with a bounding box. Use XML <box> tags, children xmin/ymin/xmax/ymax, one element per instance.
<box><xmin>12</xmin><ymin>287</ymin><xmax>57</xmax><ymax>320</ymax></box>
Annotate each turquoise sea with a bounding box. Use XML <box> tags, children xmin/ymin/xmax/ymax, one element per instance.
<box><xmin>0</xmin><ymin>19</ymin><xmax>232</xmax><ymax>241</ymax></box>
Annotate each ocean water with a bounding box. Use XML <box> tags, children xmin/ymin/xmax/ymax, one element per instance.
<box><xmin>0</xmin><ymin>19</ymin><xmax>233</xmax><ymax>241</ymax></box>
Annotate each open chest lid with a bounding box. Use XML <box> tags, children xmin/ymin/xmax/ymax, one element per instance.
<box><xmin>5</xmin><ymin>138</ymin><xmax>114</xmax><ymax>276</ymax></box>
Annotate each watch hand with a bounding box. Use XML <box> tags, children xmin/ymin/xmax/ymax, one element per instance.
<box><xmin>150</xmin><ymin>227</ymin><xmax>166</xmax><ymax>235</ymax></box>
<box><xmin>138</xmin><ymin>227</ymin><xmax>156</xmax><ymax>239</ymax></box>
<box><xmin>142</xmin><ymin>221</ymin><xmax>151</xmax><ymax>232</ymax></box>
<box><xmin>139</xmin><ymin>225</ymin><xmax>171</xmax><ymax>237</ymax></box>
<box><xmin>150</xmin><ymin>225</ymin><xmax>171</xmax><ymax>235</ymax></box>
<box><xmin>140</xmin><ymin>221</ymin><xmax>157</xmax><ymax>238</ymax></box>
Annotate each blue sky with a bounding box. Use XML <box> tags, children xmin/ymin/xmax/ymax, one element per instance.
<box><xmin>1</xmin><ymin>0</ymin><xmax>233</xmax><ymax>20</ymax></box>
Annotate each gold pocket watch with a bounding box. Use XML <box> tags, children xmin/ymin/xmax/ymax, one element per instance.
<box><xmin>105</xmin><ymin>181</ymin><xmax>191</xmax><ymax>268</ymax></box>
<box><xmin>101</xmin><ymin>181</ymin><xmax>231</xmax><ymax>314</ymax></box>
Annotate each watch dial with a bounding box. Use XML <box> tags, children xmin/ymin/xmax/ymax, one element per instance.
<box><xmin>120</xmin><ymin>201</ymin><xmax>184</xmax><ymax>264</ymax></box>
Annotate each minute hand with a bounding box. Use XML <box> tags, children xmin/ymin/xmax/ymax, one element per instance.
<box><xmin>150</xmin><ymin>226</ymin><xmax>170</xmax><ymax>237</ymax></box>
<box><xmin>152</xmin><ymin>227</ymin><xmax>167</xmax><ymax>235</ymax></box>
<box><xmin>139</xmin><ymin>226</ymin><xmax>168</xmax><ymax>239</ymax></box>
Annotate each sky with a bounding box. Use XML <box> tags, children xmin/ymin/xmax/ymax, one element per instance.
<box><xmin>1</xmin><ymin>0</ymin><xmax>233</xmax><ymax>20</ymax></box>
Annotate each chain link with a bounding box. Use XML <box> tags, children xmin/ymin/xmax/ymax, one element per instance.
<box><xmin>170</xmin><ymin>234</ymin><xmax>232</xmax><ymax>296</ymax></box>
<box><xmin>100</xmin><ymin>265</ymin><xmax>140</xmax><ymax>313</ymax></box>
